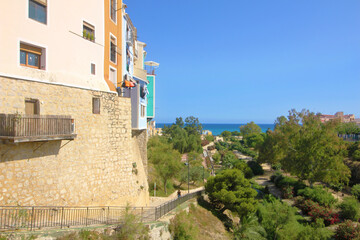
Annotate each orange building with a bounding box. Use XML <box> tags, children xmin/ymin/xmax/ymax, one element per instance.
<box><xmin>104</xmin><ymin>0</ymin><xmax>123</xmax><ymax>91</ymax></box>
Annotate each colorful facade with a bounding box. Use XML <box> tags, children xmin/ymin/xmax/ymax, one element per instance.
<box><xmin>0</xmin><ymin>1</ymin><xmax>151</xmax><ymax>207</ymax></box>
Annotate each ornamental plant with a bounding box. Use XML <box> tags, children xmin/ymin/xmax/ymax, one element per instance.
<box><xmin>298</xmin><ymin>186</ymin><xmax>337</xmax><ymax>207</ymax></box>
<box><xmin>295</xmin><ymin>197</ymin><xmax>339</xmax><ymax>226</ymax></box>
<box><xmin>281</xmin><ymin>186</ymin><xmax>294</xmax><ymax>199</ymax></box>
<box><xmin>335</xmin><ymin>220</ymin><xmax>360</xmax><ymax>240</ymax></box>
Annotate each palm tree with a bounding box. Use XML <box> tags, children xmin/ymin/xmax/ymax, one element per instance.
<box><xmin>233</xmin><ymin>213</ymin><xmax>267</xmax><ymax>240</ymax></box>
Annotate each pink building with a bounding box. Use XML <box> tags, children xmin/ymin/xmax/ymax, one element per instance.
<box><xmin>320</xmin><ymin>112</ymin><xmax>355</xmax><ymax>123</ymax></box>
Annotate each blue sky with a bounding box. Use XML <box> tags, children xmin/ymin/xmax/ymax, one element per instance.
<box><xmin>126</xmin><ymin>0</ymin><xmax>360</xmax><ymax>124</ymax></box>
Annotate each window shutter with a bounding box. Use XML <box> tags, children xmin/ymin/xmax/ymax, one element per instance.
<box><xmin>92</xmin><ymin>98</ymin><xmax>100</xmax><ymax>114</ymax></box>
<box><xmin>33</xmin><ymin>0</ymin><xmax>47</xmax><ymax>6</ymax></box>
<box><xmin>20</xmin><ymin>43</ymin><xmax>42</xmax><ymax>55</ymax></box>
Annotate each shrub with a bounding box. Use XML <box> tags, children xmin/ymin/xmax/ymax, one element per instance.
<box><xmin>247</xmin><ymin>161</ymin><xmax>264</xmax><ymax>176</ymax></box>
<box><xmin>234</xmin><ymin>161</ymin><xmax>254</xmax><ymax>179</ymax></box>
<box><xmin>270</xmin><ymin>172</ymin><xmax>283</xmax><ymax>183</ymax></box>
<box><xmin>298</xmin><ymin>186</ymin><xmax>337</xmax><ymax>207</ymax></box>
<box><xmin>295</xmin><ymin>197</ymin><xmax>339</xmax><ymax>226</ymax></box>
<box><xmin>330</xmin><ymin>183</ymin><xmax>344</xmax><ymax>192</ymax></box>
<box><xmin>273</xmin><ymin>175</ymin><xmax>306</xmax><ymax>197</ymax></box>
<box><xmin>351</xmin><ymin>184</ymin><xmax>360</xmax><ymax>200</ymax></box>
<box><xmin>272</xmin><ymin>163</ymin><xmax>282</xmax><ymax>171</ymax></box>
<box><xmin>335</xmin><ymin>220</ymin><xmax>360</xmax><ymax>240</ymax></box>
<box><xmin>353</xmin><ymin>150</ymin><xmax>360</xmax><ymax>161</ymax></box>
<box><xmin>339</xmin><ymin>197</ymin><xmax>360</xmax><ymax>221</ymax></box>
<box><xmin>169</xmin><ymin>211</ymin><xmax>198</xmax><ymax>240</ymax></box>
<box><xmin>281</xmin><ymin>186</ymin><xmax>294</xmax><ymax>199</ymax></box>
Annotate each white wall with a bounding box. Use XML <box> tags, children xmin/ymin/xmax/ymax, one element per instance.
<box><xmin>0</xmin><ymin>0</ymin><xmax>109</xmax><ymax>91</ymax></box>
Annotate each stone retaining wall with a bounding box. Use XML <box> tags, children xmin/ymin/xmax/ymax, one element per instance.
<box><xmin>0</xmin><ymin>76</ymin><xmax>149</xmax><ymax>206</ymax></box>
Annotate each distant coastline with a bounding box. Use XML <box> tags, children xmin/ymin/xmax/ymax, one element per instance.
<box><xmin>156</xmin><ymin>123</ymin><xmax>275</xmax><ymax>136</ymax></box>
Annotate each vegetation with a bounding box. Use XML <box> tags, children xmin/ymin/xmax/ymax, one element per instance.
<box><xmin>163</xmin><ymin>116</ymin><xmax>203</xmax><ymax>153</ymax></box>
<box><xmin>240</xmin><ymin>121</ymin><xmax>262</xmax><ymax>137</ymax></box>
<box><xmin>258</xmin><ymin>109</ymin><xmax>351</xmax><ymax>186</ymax></box>
<box><xmin>338</xmin><ymin>197</ymin><xmax>360</xmax><ymax>221</ymax></box>
<box><xmin>233</xmin><ymin>214</ymin><xmax>267</xmax><ymax>240</ymax></box>
<box><xmin>148</xmin><ymin>136</ymin><xmax>183</xmax><ymax>195</ymax></box>
<box><xmin>169</xmin><ymin>210</ymin><xmax>199</xmax><ymax>240</ymax></box>
<box><xmin>335</xmin><ymin>220</ymin><xmax>360</xmax><ymax>240</ymax></box>
<box><xmin>337</xmin><ymin>122</ymin><xmax>360</xmax><ymax>135</ymax></box>
<box><xmin>205</xmin><ymin>169</ymin><xmax>257</xmax><ymax>217</ymax></box>
<box><xmin>297</xmin><ymin>186</ymin><xmax>337</xmax><ymax>207</ymax></box>
<box><xmin>247</xmin><ymin>160</ymin><xmax>264</xmax><ymax>176</ymax></box>
<box><xmin>257</xmin><ymin>198</ymin><xmax>333</xmax><ymax>239</ymax></box>
<box><xmin>351</xmin><ymin>184</ymin><xmax>360</xmax><ymax>200</ymax></box>
<box><xmin>57</xmin><ymin>208</ymin><xmax>149</xmax><ymax>240</ymax></box>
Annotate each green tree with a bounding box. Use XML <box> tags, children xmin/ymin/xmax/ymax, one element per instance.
<box><xmin>205</xmin><ymin>169</ymin><xmax>257</xmax><ymax>217</ymax></box>
<box><xmin>257</xmin><ymin>199</ymin><xmax>299</xmax><ymax>240</ymax></box>
<box><xmin>240</xmin><ymin>122</ymin><xmax>262</xmax><ymax>137</ymax></box>
<box><xmin>233</xmin><ymin>214</ymin><xmax>267</xmax><ymax>240</ymax></box>
<box><xmin>259</xmin><ymin>109</ymin><xmax>350</xmax><ymax>186</ymax></box>
<box><xmin>185</xmin><ymin>116</ymin><xmax>203</xmax><ymax>135</ymax></box>
<box><xmin>244</xmin><ymin>133</ymin><xmax>266</xmax><ymax>149</ymax></box>
<box><xmin>221</xmin><ymin>130</ymin><xmax>232</xmax><ymax>138</ymax></box>
<box><xmin>175</xmin><ymin>117</ymin><xmax>184</xmax><ymax>128</ymax></box>
<box><xmin>337</xmin><ymin>122</ymin><xmax>360</xmax><ymax>135</ymax></box>
<box><xmin>148</xmin><ymin>137</ymin><xmax>183</xmax><ymax>195</ymax></box>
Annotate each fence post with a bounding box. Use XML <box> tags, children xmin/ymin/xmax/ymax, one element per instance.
<box><xmin>86</xmin><ymin>207</ymin><xmax>89</xmax><ymax>226</ymax></box>
<box><xmin>141</xmin><ymin>207</ymin><xmax>143</xmax><ymax>223</ymax></box>
<box><xmin>60</xmin><ymin>207</ymin><xmax>64</xmax><ymax>229</ymax></box>
<box><xmin>107</xmin><ymin>207</ymin><xmax>110</xmax><ymax>225</ymax></box>
<box><xmin>30</xmin><ymin>207</ymin><xmax>34</xmax><ymax>231</ymax></box>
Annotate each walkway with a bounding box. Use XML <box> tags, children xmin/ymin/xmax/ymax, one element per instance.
<box><xmin>254</xmin><ymin>163</ymin><xmax>282</xmax><ymax>198</ymax></box>
<box><xmin>150</xmin><ymin>186</ymin><xmax>204</xmax><ymax>207</ymax></box>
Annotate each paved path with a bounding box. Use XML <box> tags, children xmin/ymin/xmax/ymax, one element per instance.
<box><xmin>149</xmin><ymin>186</ymin><xmax>204</xmax><ymax>207</ymax></box>
<box><xmin>254</xmin><ymin>163</ymin><xmax>282</xmax><ymax>198</ymax></box>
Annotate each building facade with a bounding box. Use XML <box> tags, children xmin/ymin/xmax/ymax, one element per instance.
<box><xmin>320</xmin><ymin>112</ymin><xmax>355</xmax><ymax>123</ymax></box>
<box><xmin>0</xmin><ymin>0</ymin><xmax>150</xmax><ymax>207</ymax></box>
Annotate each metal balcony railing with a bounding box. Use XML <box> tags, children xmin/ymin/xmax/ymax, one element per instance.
<box><xmin>0</xmin><ymin>114</ymin><xmax>76</xmax><ymax>143</ymax></box>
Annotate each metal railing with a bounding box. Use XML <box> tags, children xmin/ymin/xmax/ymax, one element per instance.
<box><xmin>0</xmin><ymin>190</ymin><xmax>204</xmax><ymax>231</ymax></box>
<box><xmin>0</xmin><ymin>114</ymin><xmax>75</xmax><ymax>140</ymax></box>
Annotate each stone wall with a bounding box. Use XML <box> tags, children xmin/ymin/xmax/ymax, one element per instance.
<box><xmin>0</xmin><ymin>76</ymin><xmax>149</xmax><ymax>206</ymax></box>
<box><xmin>132</xmin><ymin>129</ymin><xmax>148</xmax><ymax>175</ymax></box>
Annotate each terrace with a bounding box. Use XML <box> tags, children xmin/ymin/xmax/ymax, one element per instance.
<box><xmin>0</xmin><ymin>114</ymin><xmax>76</xmax><ymax>143</ymax></box>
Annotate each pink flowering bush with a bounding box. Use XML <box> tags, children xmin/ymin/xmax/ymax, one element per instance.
<box><xmin>335</xmin><ymin>220</ymin><xmax>360</xmax><ymax>240</ymax></box>
<box><xmin>295</xmin><ymin>197</ymin><xmax>339</xmax><ymax>226</ymax></box>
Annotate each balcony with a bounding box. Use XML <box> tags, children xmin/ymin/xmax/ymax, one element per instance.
<box><xmin>134</xmin><ymin>67</ymin><xmax>147</xmax><ymax>81</ymax></box>
<box><xmin>0</xmin><ymin>114</ymin><xmax>77</xmax><ymax>143</ymax></box>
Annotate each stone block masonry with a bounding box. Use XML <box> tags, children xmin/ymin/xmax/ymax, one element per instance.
<box><xmin>0</xmin><ymin>76</ymin><xmax>149</xmax><ymax>207</ymax></box>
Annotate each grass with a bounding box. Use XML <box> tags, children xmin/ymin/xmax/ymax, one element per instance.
<box><xmin>169</xmin><ymin>201</ymin><xmax>232</xmax><ymax>240</ymax></box>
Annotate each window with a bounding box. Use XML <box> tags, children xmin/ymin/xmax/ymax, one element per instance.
<box><xmin>141</xmin><ymin>105</ymin><xmax>146</xmax><ymax>118</ymax></box>
<box><xmin>126</xmin><ymin>45</ymin><xmax>130</xmax><ymax>71</ymax></box>
<box><xmin>91</xmin><ymin>63</ymin><xmax>96</xmax><ymax>75</ymax></box>
<box><xmin>83</xmin><ymin>21</ymin><xmax>95</xmax><ymax>42</ymax></box>
<box><xmin>25</xmin><ymin>99</ymin><xmax>40</xmax><ymax>115</ymax></box>
<box><xmin>29</xmin><ymin>0</ymin><xmax>47</xmax><ymax>24</ymax></box>
<box><xmin>92</xmin><ymin>98</ymin><xmax>100</xmax><ymax>114</ymax></box>
<box><xmin>110</xmin><ymin>36</ymin><xmax>116</xmax><ymax>63</ymax></box>
<box><xmin>110</xmin><ymin>0</ymin><xmax>117</xmax><ymax>23</ymax></box>
<box><xmin>109</xmin><ymin>67</ymin><xmax>117</xmax><ymax>86</ymax></box>
<box><xmin>20</xmin><ymin>43</ymin><xmax>45</xmax><ymax>69</ymax></box>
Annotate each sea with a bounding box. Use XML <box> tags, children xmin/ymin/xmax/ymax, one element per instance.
<box><xmin>156</xmin><ymin>123</ymin><xmax>275</xmax><ymax>136</ymax></box>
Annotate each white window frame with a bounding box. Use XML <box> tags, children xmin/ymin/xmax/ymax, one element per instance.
<box><xmin>110</xmin><ymin>33</ymin><xmax>117</xmax><ymax>64</ymax></box>
<box><xmin>109</xmin><ymin>66</ymin><xmax>117</xmax><ymax>87</ymax></box>
<box><xmin>110</xmin><ymin>0</ymin><xmax>117</xmax><ymax>24</ymax></box>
